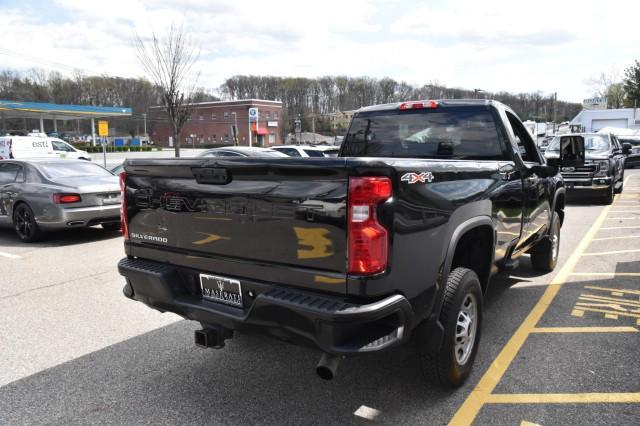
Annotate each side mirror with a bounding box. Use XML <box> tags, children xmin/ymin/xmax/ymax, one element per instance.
<box><xmin>557</xmin><ymin>135</ymin><xmax>585</xmax><ymax>166</ymax></box>
<box><xmin>622</xmin><ymin>143</ymin><xmax>632</xmax><ymax>155</ymax></box>
<box><xmin>530</xmin><ymin>164</ymin><xmax>558</xmax><ymax>178</ymax></box>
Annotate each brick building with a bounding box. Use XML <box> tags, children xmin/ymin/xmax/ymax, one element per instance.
<box><xmin>150</xmin><ymin>99</ymin><xmax>283</xmax><ymax>147</ymax></box>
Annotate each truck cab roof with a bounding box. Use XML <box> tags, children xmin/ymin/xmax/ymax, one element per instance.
<box><xmin>356</xmin><ymin>99</ymin><xmax>505</xmax><ymax>114</ymax></box>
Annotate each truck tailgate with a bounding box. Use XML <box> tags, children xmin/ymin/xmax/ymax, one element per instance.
<box><xmin>123</xmin><ymin>158</ymin><xmax>348</xmax><ymax>293</ymax></box>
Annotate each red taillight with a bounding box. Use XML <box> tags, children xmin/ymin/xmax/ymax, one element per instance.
<box><xmin>53</xmin><ymin>193</ymin><xmax>81</xmax><ymax>204</ymax></box>
<box><xmin>119</xmin><ymin>172</ymin><xmax>129</xmax><ymax>239</ymax></box>
<box><xmin>399</xmin><ymin>100</ymin><xmax>438</xmax><ymax>110</ymax></box>
<box><xmin>348</xmin><ymin>176</ymin><xmax>392</xmax><ymax>275</ymax></box>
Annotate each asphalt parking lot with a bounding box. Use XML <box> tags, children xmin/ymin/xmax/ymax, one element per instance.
<box><xmin>1</xmin><ymin>170</ymin><xmax>638</xmax><ymax>425</ymax></box>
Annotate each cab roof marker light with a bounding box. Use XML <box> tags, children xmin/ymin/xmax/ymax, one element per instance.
<box><xmin>399</xmin><ymin>100</ymin><xmax>438</xmax><ymax>110</ymax></box>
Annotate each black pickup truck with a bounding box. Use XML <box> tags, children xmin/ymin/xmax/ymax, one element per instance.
<box><xmin>118</xmin><ymin>100</ymin><xmax>565</xmax><ymax>387</ymax></box>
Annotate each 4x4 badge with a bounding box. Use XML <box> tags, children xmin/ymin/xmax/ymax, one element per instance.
<box><xmin>401</xmin><ymin>172</ymin><xmax>434</xmax><ymax>184</ymax></box>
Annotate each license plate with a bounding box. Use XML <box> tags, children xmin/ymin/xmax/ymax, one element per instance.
<box><xmin>200</xmin><ymin>274</ymin><xmax>243</xmax><ymax>307</ymax></box>
<box><xmin>102</xmin><ymin>194</ymin><xmax>121</xmax><ymax>204</ymax></box>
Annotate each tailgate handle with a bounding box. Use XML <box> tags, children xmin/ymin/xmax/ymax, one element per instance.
<box><xmin>192</xmin><ymin>167</ymin><xmax>231</xmax><ymax>185</ymax></box>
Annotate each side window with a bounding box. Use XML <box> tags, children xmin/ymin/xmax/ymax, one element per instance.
<box><xmin>0</xmin><ymin>164</ymin><xmax>21</xmax><ymax>184</ymax></box>
<box><xmin>303</xmin><ymin>149</ymin><xmax>325</xmax><ymax>157</ymax></box>
<box><xmin>15</xmin><ymin>167</ymin><xmax>25</xmax><ymax>183</ymax></box>
<box><xmin>52</xmin><ymin>140</ymin><xmax>73</xmax><ymax>152</ymax></box>
<box><xmin>276</xmin><ymin>148</ymin><xmax>302</xmax><ymax>157</ymax></box>
<box><xmin>506</xmin><ymin>112</ymin><xmax>541</xmax><ymax>163</ymax></box>
<box><xmin>218</xmin><ymin>151</ymin><xmax>243</xmax><ymax>157</ymax></box>
<box><xmin>611</xmin><ymin>136</ymin><xmax>620</xmax><ymax>150</ymax></box>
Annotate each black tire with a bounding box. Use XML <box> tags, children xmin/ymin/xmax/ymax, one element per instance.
<box><xmin>419</xmin><ymin>267</ymin><xmax>483</xmax><ymax>388</ymax></box>
<box><xmin>601</xmin><ymin>184</ymin><xmax>614</xmax><ymax>205</ymax></box>
<box><xmin>101</xmin><ymin>223</ymin><xmax>121</xmax><ymax>232</ymax></box>
<box><xmin>614</xmin><ymin>176</ymin><xmax>624</xmax><ymax>194</ymax></box>
<box><xmin>13</xmin><ymin>203</ymin><xmax>42</xmax><ymax>243</ymax></box>
<box><xmin>530</xmin><ymin>214</ymin><xmax>561</xmax><ymax>273</ymax></box>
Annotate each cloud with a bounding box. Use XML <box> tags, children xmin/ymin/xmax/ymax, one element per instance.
<box><xmin>0</xmin><ymin>0</ymin><xmax>639</xmax><ymax>102</ymax></box>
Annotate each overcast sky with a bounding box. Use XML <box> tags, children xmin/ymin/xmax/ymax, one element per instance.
<box><xmin>1</xmin><ymin>0</ymin><xmax>638</xmax><ymax>103</ymax></box>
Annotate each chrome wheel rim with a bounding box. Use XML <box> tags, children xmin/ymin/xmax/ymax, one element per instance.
<box><xmin>15</xmin><ymin>208</ymin><xmax>32</xmax><ymax>238</ymax></box>
<box><xmin>550</xmin><ymin>223</ymin><xmax>559</xmax><ymax>261</ymax></box>
<box><xmin>454</xmin><ymin>293</ymin><xmax>477</xmax><ymax>365</ymax></box>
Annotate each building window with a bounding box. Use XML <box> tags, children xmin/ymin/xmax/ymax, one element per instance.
<box><xmin>273</xmin><ymin>112</ymin><xmax>278</xmax><ymax>120</ymax></box>
<box><xmin>265</xmin><ymin>112</ymin><xmax>270</xmax><ymax>120</ymax></box>
<box><xmin>211</xmin><ymin>113</ymin><xmax>216</xmax><ymax>120</ymax></box>
<box><xmin>199</xmin><ymin>114</ymin><xmax>203</xmax><ymax>121</ymax></box>
<box><xmin>224</xmin><ymin>111</ymin><xmax>229</xmax><ymax>119</ymax></box>
<box><xmin>268</xmin><ymin>133</ymin><xmax>275</xmax><ymax>144</ymax></box>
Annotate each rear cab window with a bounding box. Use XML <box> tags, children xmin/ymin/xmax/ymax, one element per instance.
<box><xmin>341</xmin><ymin>106</ymin><xmax>507</xmax><ymax>160</ymax></box>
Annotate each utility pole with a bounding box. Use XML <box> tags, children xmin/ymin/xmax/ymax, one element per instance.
<box><xmin>552</xmin><ymin>92</ymin><xmax>557</xmax><ymax>133</ymax></box>
<box><xmin>142</xmin><ymin>113</ymin><xmax>148</xmax><ymax>136</ymax></box>
<box><xmin>312</xmin><ymin>115</ymin><xmax>316</xmax><ymax>144</ymax></box>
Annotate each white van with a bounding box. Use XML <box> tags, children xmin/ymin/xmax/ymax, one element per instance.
<box><xmin>0</xmin><ymin>135</ymin><xmax>91</xmax><ymax>160</ymax></box>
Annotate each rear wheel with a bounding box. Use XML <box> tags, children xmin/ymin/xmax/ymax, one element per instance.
<box><xmin>418</xmin><ymin>267</ymin><xmax>482</xmax><ymax>388</ymax></box>
<box><xmin>530</xmin><ymin>214</ymin><xmax>560</xmax><ymax>273</ymax></box>
<box><xmin>13</xmin><ymin>203</ymin><xmax>42</xmax><ymax>243</ymax></box>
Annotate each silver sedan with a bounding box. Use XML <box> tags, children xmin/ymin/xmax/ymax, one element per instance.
<box><xmin>0</xmin><ymin>159</ymin><xmax>121</xmax><ymax>242</ymax></box>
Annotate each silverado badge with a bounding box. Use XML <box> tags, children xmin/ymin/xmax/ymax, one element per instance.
<box><xmin>401</xmin><ymin>172</ymin><xmax>434</xmax><ymax>184</ymax></box>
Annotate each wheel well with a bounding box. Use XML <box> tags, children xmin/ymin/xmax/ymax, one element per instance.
<box><xmin>450</xmin><ymin>225</ymin><xmax>493</xmax><ymax>292</ymax></box>
<box><xmin>554</xmin><ymin>192</ymin><xmax>565</xmax><ymax>226</ymax></box>
<box><xmin>12</xmin><ymin>200</ymin><xmax>27</xmax><ymax>214</ymax></box>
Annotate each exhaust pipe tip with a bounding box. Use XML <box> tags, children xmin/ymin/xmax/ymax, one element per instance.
<box><xmin>316</xmin><ymin>353</ymin><xmax>340</xmax><ymax>380</ymax></box>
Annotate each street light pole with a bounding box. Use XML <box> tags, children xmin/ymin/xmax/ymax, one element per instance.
<box><xmin>142</xmin><ymin>113</ymin><xmax>147</xmax><ymax>136</ymax></box>
<box><xmin>231</xmin><ymin>112</ymin><xmax>238</xmax><ymax>145</ymax></box>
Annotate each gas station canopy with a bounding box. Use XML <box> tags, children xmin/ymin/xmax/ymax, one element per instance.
<box><xmin>0</xmin><ymin>99</ymin><xmax>131</xmax><ymax>121</ymax></box>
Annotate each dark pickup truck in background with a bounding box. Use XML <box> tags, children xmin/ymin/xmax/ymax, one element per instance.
<box><xmin>544</xmin><ymin>132</ymin><xmax>628</xmax><ymax>204</ymax></box>
<box><xmin>118</xmin><ymin>99</ymin><xmax>565</xmax><ymax>387</ymax></box>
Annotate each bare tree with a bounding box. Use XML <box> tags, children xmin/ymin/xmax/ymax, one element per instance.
<box><xmin>587</xmin><ymin>70</ymin><xmax>626</xmax><ymax>109</ymax></box>
<box><xmin>134</xmin><ymin>25</ymin><xmax>199</xmax><ymax>157</ymax></box>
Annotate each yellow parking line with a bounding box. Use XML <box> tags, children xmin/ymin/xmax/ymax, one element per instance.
<box><xmin>571</xmin><ymin>306</ymin><xmax>640</xmax><ymax>320</ymax></box>
<box><xmin>531</xmin><ymin>326</ymin><xmax>638</xmax><ymax>333</ymax></box>
<box><xmin>486</xmin><ymin>393</ymin><xmax>640</xmax><ymax>404</ymax></box>
<box><xmin>584</xmin><ymin>285</ymin><xmax>640</xmax><ymax>295</ymax></box>
<box><xmin>449</xmin><ymin>201</ymin><xmax>613</xmax><ymax>425</ymax></box>
<box><xmin>582</xmin><ymin>248</ymin><xmax>640</xmax><ymax>256</ymax></box>
<box><xmin>579</xmin><ymin>294</ymin><xmax>640</xmax><ymax>307</ymax></box>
